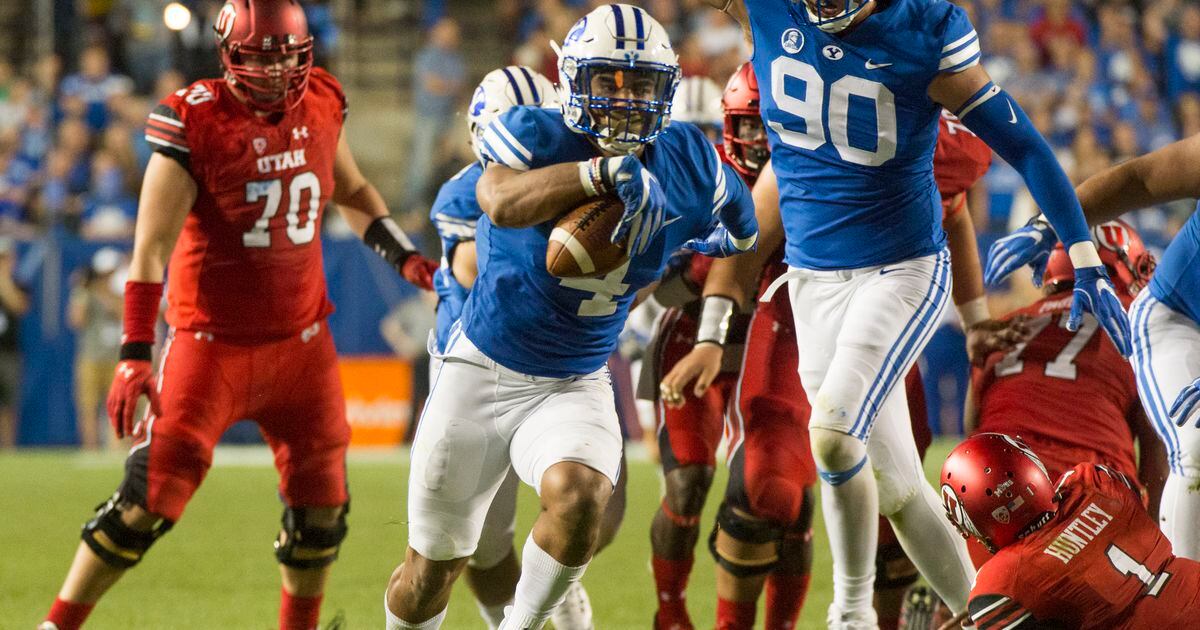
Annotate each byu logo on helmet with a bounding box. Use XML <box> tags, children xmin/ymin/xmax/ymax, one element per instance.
<box><xmin>552</xmin><ymin>3</ymin><xmax>680</xmax><ymax>154</ymax></box>
<box><xmin>781</xmin><ymin>28</ymin><xmax>803</xmax><ymax>54</ymax></box>
<box><xmin>470</xmin><ymin>87</ymin><xmax>487</xmax><ymax>117</ymax></box>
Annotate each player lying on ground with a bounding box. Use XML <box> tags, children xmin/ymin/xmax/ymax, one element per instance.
<box><xmin>984</xmin><ymin>132</ymin><xmax>1200</xmax><ymax>561</ymax></box>
<box><xmin>43</xmin><ymin>2</ymin><xmax>437</xmax><ymax>630</ymax></box>
<box><xmin>383</xmin><ymin>6</ymin><xmax>757</xmax><ymax>629</ymax></box>
<box><xmin>700</xmin><ymin>0</ymin><xmax>1129</xmax><ymax>624</ymax></box>
<box><xmin>425</xmin><ymin>64</ymin><xmax>627</xmax><ymax>630</ymax></box>
<box><xmin>941</xmin><ymin>433</ymin><xmax>1200</xmax><ymax>629</ymax></box>
<box><xmin>967</xmin><ymin>220</ymin><xmax>1167</xmax><ymax>566</ymax></box>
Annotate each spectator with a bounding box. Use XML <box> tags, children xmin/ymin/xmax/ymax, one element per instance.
<box><xmin>111</xmin><ymin>0</ymin><xmax>173</xmax><ymax>93</ymax></box>
<box><xmin>1165</xmin><ymin>4</ymin><xmax>1200</xmax><ymax>103</ymax></box>
<box><xmin>68</xmin><ymin>247</ymin><xmax>125</xmax><ymax>450</ymax></box>
<box><xmin>1029</xmin><ymin>0</ymin><xmax>1087</xmax><ymax>61</ymax></box>
<box><xmin>80</xmin><ymin>149</ymin><xmax>136</xmax><ymax>240</ymax></box>
<box><xmin>402</xmin><ymin>17</ymin><xmax>466</xmax><ymax>213</ymax></box>
<box><xmin>0</xmin><ymin>237</ymin><xmax>28</xmax><ymax>449</ymax></box>
<box><xmin>59</xmin><ymin>45</ymin><xmax>133</xmax><ymax>131</ymax></box>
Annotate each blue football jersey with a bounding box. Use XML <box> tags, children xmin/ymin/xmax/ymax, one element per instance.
<box><xmin>744</xmin><ymin>0</ymin><xmax>980</xmax><ymax>269</ymax></box>
<box><xmin>429</xmin><ymin>162</ymin><xmax>483</xmax><ymax>353</ymax></box>
<box><xmin>1148</xmin><ymin>205</ymin><xmax>1200</xmax><ymax>325</ymax></box>
<box><xmin>465</xmin><ymin>106</ymin><xmax>752</xmax><ymax>377</ymax></box>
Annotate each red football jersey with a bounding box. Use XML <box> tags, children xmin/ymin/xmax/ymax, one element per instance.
<box><xmin>972</xmin><ymin>293</ymin><xmax>1141</xmax><ymax>480</ymax></box>
<box><xmin>144</xmin><ymin>68</ymin><xmax>347</xmax><ymax>340</ymax></box>
<box><xmin>969</xmin><ymin>464</ymin><xmax>1200</xmax><ymax>629</ymax></box>
<box><xmin>933</xmin><ymin>109</ymin><xmax>992</xmax><ymax>202</ymax></box>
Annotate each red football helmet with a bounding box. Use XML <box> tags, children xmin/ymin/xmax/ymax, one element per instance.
<box><xmin>940</xmin><ymin>433</ymin><xmax>1058</xmax><ymax>553</ymax></box>
<box><xmin>721</xmin><ymin>63</ymin><xmax>769</xmax><ymax>179</ymax></box>
<box><xmin>1043</xmin><ymin>219</ymin><xmax>1157</xmax><ymax>300</ymax></box>
<box><xmin>214</xmin><ymin>0</ymin><xmax>314</xmax><ymax>112</ymax></box>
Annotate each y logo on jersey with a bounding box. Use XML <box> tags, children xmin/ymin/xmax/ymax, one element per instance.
<box><xmin>822</xmin><ymin>45</ymin><xmax>844</xmax><ymax>61</ymax></box>
<box><xmin>781</xmin><ymin>28</ymin><xmax>804</xmax><ymax>54</ymax></box>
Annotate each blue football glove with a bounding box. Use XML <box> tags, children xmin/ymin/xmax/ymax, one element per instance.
<box><xmin>1170</xmin><ymin>377</ymin><xmax>1200</xmax><ymax>427</ymax></box>
<box><xmin>598</xmin><ymin>155</ymin><xmax>667</xmax><ymax>256</ymax></box>
<box><xmin>1069</xmin><ymin>264</ymin><xmax>1132</xmax><ymax>357</ymax></box>
<box><xmin>984</xmin><ymin>215</ymin><xmax>1057</xmax><ymax>287</ymax></box>
<box><xmin>682</xmin><ymin>225</ymin><xmax>758</xmax><ymax>258</ymax></box>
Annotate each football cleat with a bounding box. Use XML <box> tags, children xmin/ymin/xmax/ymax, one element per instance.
<box><xmin>826</xmin><ymin>604</ymin><xmax>878</xmax><ymax>630</ymax></box>
<box><xmin>550</xmin><ymin>580</ymin><xmax>595</xmax><ymax>630</ymax></box>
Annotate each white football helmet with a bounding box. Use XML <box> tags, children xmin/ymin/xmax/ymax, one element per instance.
<box><xmin>467</xmin><ymin>65</ymin><xmax>561</xmax><ymax>163</ymax></box>
<box><xmin>671</xmin><ymin>76</ymin><xmax>723</xmax><ymax>139</ymax></box>
<box><xmin>553</xmin><ymin>3</ymin><xmax>680</xmax><ymax>154</ymax></box>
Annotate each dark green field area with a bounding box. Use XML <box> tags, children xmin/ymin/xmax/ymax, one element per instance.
<box><xmin>0</xmin><ymin>440</ymin><xmax>954</xmax><ymax>628</ymax></box>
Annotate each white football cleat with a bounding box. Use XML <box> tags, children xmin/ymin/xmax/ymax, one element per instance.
<box><xmin>550</xmin><ymin>581</ymin><xmax>594</xmax><ymax>630</ymax></box>
<box><xmin>826</xmin><ymin>603</ymin><xmax>879</xmax><ymax>630</ymax></box>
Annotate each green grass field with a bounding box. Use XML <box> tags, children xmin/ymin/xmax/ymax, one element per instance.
<box><xmin>0</xmin><ymin>440</ymin><xmax>955</xmax><ymax>629</ymax></box>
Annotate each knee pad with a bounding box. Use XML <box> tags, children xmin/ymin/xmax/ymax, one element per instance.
<box><xmin>81</xmin><ymin>493</ymin><xmax>174</xmax><ymax>569</ymax></box>
<box><xmin>875</xmin><ymin>541</ymin><xmax>918</xmax><ymax>590</ymax></box>
<box><xmin>875</xmin><ymin>465</ymin><xmax>922</xmax><ymax>517</ymax></box>
<box><xmin>275</xmin><ymin>502</ymin><xmax>349</xmax><ymax>569</ymax></box>
<box><xmin>708</xmin><ymin>501</ymin><xmax>783</xmax><ymax>577</ymax></box>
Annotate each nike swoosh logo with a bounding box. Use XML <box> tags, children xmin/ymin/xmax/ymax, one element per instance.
<box><xmin>879</xmin><ymin>267</ymin><xmax>900</xmax><ymax>275</ymax></box>
<box><xmin>1006</xmin><ymin>100</ymin><xmax>1017</xmax><ymax>124</ymax></box>
<box><xmin>864</xmin><ymin>60</ymin><xmax>893</xmax><ymax>70</ymax></box>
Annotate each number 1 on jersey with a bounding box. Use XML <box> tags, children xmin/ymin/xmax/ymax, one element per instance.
<box><xmin>1106</xmin><ymin>544</ymin><xmax>1172</xmax><ymax>596</ymax></box>
<box><xmin>243</xmin><ymin>171</ymin><xmax>321</xmax><ymax>248</ymax></box>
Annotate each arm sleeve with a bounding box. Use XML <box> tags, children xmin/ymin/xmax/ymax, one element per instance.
<box><xmin>956</xmin><ymin>83</ymin><xmax>1091</xmax><ymax>247</ymax></box>
<box><xmin>713</xmin><ymin>161</ymin><xmax>757</xmax><ymax>241</ymax></box>
<box><xmin>144</xmin><ymin>101</ymin><xmax>190</xmax><ymax>171</ymax></box>
<box><xmin>478</xmin><ymin>107</ymin><xmax>542</xmax><ymax>172</ymax></box>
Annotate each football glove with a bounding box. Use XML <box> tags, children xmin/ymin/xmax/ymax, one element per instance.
<box><xmin>106</xmin><ymin>359</ymin><xmax>162</xmax><ymax>439</ymax></box>
<box><xmin>682</xmin><ymin>225</ymin><xmax>758</xmax><ymax>258</ymax></box>
<box><xmin>400</xmin><ymin>253</ymin><xmax>438</xmax><ymax>291</ymax></box>
<box><xmin>1070</xmin><ymin>264</ymin><xmax>1132</xmax><ymax>357</ymax></box>
<box><xmin>984</xmin><ymin>215</ymin><xmax>1057</xmax><ymax>287</ymax></box>
<box><xmin>597</xmin><ymin>155</ymin><xmax>667</xmax><ymax>256</ymax></box>
<box><xmin>1170</xmin><ymin>377</ymin><xmax>1200</xmax><ymax>427</ymax></box>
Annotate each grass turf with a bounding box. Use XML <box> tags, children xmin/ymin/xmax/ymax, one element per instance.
<box><xmin>0</xmin><ymin>439</ymin><xmax>955</xmax><ymax>628</ymax></box>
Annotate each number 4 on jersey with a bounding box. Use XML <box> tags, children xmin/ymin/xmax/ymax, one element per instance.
<box><xmin>243</xmin><ymin>171</ymin><xmax>321</xmax><ymax>248</ymax></box>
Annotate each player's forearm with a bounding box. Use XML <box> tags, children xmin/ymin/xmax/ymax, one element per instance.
<box><xmin>129</xmin><ymin>154</ymin><xmax>196</xmax><ymax>283</ymax></box>
<box><xmin>333</xmin><ymin>180</ymin><xmax>389</xmax><ymax>237</ymax></box>
<box><xmin>476</xmin><ymin>163</ymin><xmax>590</xmax><ymax>228</ymax></box>
<box><xmin>1076</xmin><ymin>134</ymin><xmax>1200</xmax><ymax>223</ymax></box>
<box><xmin>955</xmin><ymin>83</ymin><xmax>1089</xmax><ymax>248</ymax></box>
<box><xmin>943</xmin><ymin>202</ymin><xmax>987</xmax><ymax>314</ymax></box>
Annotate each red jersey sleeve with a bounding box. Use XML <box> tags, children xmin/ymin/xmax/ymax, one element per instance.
<box><xmin>308</xmin><ymin>67</ymin><xmax>348</xmax><ymax>128</ymax></box>
<box><xmin>968</xmin><ymin>554</ymin><xmax>1057</xmax><ymax>629</ymax></box>
<box><xmin>145</xmin><ymin>89</ymin><xmax>194</xmax><ymax>169</ymax></box>
<box><xmin>933</xmin><ymin>109</ymin><xmax>992</xmax><ymax>200</ymax></box>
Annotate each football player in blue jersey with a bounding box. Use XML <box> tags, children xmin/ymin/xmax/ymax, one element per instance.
<box><xmin>984</xmin><ymin>133</ymin><xmax>1200</xmax><ymax>564</ymax></box>
<box><xmin>703</xmin><ymin>0</ymin><xmax>1130</xmax><ymax>626</ymax></box>
<box><xmin>384</xmin><ymin>6</ymin><xmax>759</xmax><ymax>629</ymax></box>
<box><xmin>425</xmin><ymin>66</ymin><xmax>603</xmax><ymax>630</ymax></box>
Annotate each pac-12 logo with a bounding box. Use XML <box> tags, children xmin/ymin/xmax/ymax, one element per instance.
<box><xmin>216</xmin><ymin>2</ymin><xmax>237</xmax><ymax>41</ymax></box>
<box><xmin>781</xmin><ymin>28</ymin><xmax>803</xmax><ymax>54</ymax></box>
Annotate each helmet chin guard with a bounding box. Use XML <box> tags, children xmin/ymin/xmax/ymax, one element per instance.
<box><xmin>554</xmin><ymin>4</ymin><xmax>680</xmax><ymax>154</ymax></box>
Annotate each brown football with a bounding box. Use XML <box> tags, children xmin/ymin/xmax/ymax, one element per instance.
<box><xmin>546</xmin><ymin>193</ymin><xmax>629</xmax><ymax>278</ymax></box>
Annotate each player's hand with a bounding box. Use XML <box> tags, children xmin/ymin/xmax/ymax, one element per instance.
<box><xmin>682</xmin><ymin>225</ymin><xmax>758</xmax><ymax>258</ymax></box>
<box><xmin>598</xmin><ymin>155</ymin><xmax>666</xmax><ymax>256</ymax></box>
<box><xmin>966</xmin><ymin>316</ymin><xmax>1032</xmax><ymax>364</ymax></box>
<box><xmin>1170</xmin><ymin>377</ymin><xmax>1200</xmax><ymax>427</ymax></box>
<box><xmin>1070</xmin><ymin>265</ymin><xmax>1132</xmax><ymax>357</ymax></box>
<box><xmin>398</xmin><ymin>253</ymin><xmax>438</xmax><ymax>291</ymax></box>
<box><xmin>984</xmin><ymin>215</ymin><xmax>1057</xmax><ymax>287</ymax></box>
<box><xmin>659</xmin><ymin>342</ymin><xmax>724</xmax><ymax>408</ymax></box>
<box><xmin>105</xmin><ymin>359</ymin><xmax>162</xmax><ymax>439</ymax></box>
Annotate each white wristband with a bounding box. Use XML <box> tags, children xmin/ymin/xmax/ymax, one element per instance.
<box><xmin>956</xmin><ymin>296</ymin><xmax>990</xmax><ymax>329</ymax></box>
<box><xmin>1067</xmin><ymin>241</ymin><xmax>1103</xmax><ymax>269</ymax></box>
<box><xmin>696</xmin><ymin>295</ymin><xmax>736</xmax><ymax>346</ymax></box>
<box><xmin>578</xmin><ymin>160</ymin><xmax>599</xmax><ymax>197</ymax></box>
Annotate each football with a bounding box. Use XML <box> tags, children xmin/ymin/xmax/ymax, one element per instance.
<box><xmin>546</xmin><ymin>194</ymin><xmax>629</xmax><ymax>278</ymax></box>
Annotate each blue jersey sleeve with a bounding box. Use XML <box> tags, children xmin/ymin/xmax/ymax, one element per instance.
<box><xmin>935</xmin><ymin>3</ymin><xmax>981</xmax><ymax>75</ymax></box>
<box><xmin>429</xmin><ymin>163</ymin><xmax>483</xmax><ymax>250</ymax></box>
<box><xmin>714</xmin><ymin>161</ymin><xmax>755</xmax><ymax>241</ymax></box>
<box><xmin>477</xmin><ymin>106</ymin><xmax>548</xmax><ymax>171</ymax></box>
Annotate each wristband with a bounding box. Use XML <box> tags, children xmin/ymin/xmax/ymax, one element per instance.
<box><xmin>578</xmin><ymin>158</ymin><xmax>605</xmax><ymax>197</ymax></box>
<box><xmin>122</xmin><ymin>281</ymin><xmax>162</xmax><ymax>345</ymax></box>
<box><xmin>364</xmin><ymin>216</ymin><xmax>416</xmax><ymax>267</ymax></box>
<box><xmin>696</xmin><ymin>295</ymin><xmax>736</xmax><ymax>346</ymax></box>
<box><xmin>119</xmin><ymin>341</ymin><xmax>153</xmax><ymax>361</ymax></box>
<box><xmin>1067</xmin><ymin>240</ymin><xmax>1103</xmax><ymax>269</ymax></box>
<box><xmin>956</xmin><ymin>296</ymin><xmax>990</xmax><ymax>329</ymax></box>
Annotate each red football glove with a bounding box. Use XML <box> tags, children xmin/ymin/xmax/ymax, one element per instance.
<box><xmin>401</xmin><ymin>254</ymin><xmax>438</xmax><ymax>291</ymax></box>
<box><xmin>106</xmin><ymin>359</ymin><xmax>163</xmax><ymax>438</ymax></box>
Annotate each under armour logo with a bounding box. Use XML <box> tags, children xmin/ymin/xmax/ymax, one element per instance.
<box><xmin>292</xmin><ymin>126</ymin><xmax>309</xmax><ymax>140</ymax></box>
<box><xmin>118</xmin><ymin>364</ymin><xmax>135</xmax><ymax>379</ymax></box>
